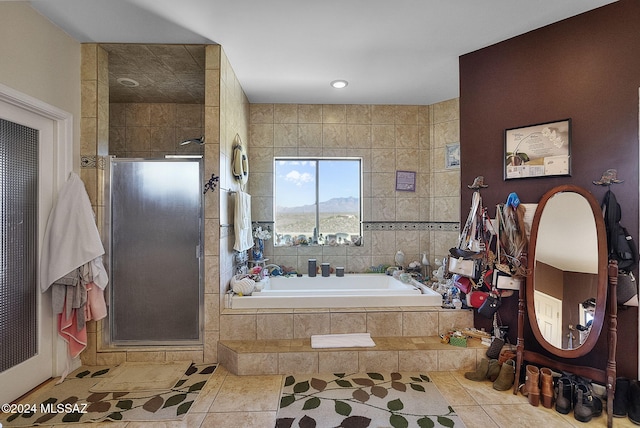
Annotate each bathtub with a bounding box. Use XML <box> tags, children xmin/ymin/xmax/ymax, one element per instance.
<box><xmin>229</xmin><ymin>274</ymin><xmax>442</xmax><ymax>309</ymax></box>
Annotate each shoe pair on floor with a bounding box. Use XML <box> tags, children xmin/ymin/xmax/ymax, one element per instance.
<box><xmin>520</xmin><ymin>365</ymin><xmax>554</xmax><ymax>408</ymax></box>
<box><xmin>553</xmin><ymin>372</ymin><xmax>602</xmax><ymax>423</ymax></box>
<box><xmin>614</xmin><ymin>377</ymin><xmax>640</xmax><ymax>425</ymax></box>
<box><xmin>464</xmin><ymin>357</ymin><xmax>515</xmax><ymax>391</ymax></box>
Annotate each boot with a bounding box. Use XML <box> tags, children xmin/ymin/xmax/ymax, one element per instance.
<box><xmin>486</xmin><ymin>359</ymin><xmax>501</xmax><ymax>382</ymax></box>
<box><xmin>628</xmin><ymin>380</ymin><xmax>640</xmax><ymax>425</ymax></box>
<box><xmin>555</xmin><ymin>376</ymin><xmax>574</xmax><ymax>414</ymax></box>
<box><xmin>573</xmin><ymin>377</ymin><xmax>602</xmax><ymax>417</ymax></box>
<box><xmin>464</xmin><ymin>358</ymin><xmax>489</xmax><ymax>381</ymax></box>
<box><xmin>614</xmin><ymin>377</ymin><xmax>630</xmax><ymax>418</ymax></box>
<box><xmin>574</xmin><ymin>384</ymin><xmax>600</xmax><ymax>423</ymax></box>
<box><xmin>521</xmin><ymin>365</ymin><xmax>540</xmax><ymax>406</ymax></box>
<box><xmin>493</xmin><ymin>359</ymin><xmax>515</xmax><ymax>391</ymax></box>
<box><xmin>540</xmin><ymin>368</ymin><xmax>554</xmax><ymax>409</ymax></box>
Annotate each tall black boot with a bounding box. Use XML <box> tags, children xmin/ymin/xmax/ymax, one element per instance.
<box><xmin>629</xmin><ymin>380</ymin><xmax>640</xmax><ymax>425</ymax></box>
<box><xmin>614</xmin><ymin>377</ymin><xmax>631</xmax><ymax>418</ymax></box>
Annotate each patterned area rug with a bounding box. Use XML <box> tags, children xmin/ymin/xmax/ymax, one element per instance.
<box><xmin>1</xmin><ymin>362</ymin><xmax>216</xmax><ymax>426</ymax></box>
<box><xmin>275</xmin><ymin>372</ymin><xmax>466</xmax><ymax>428</ymax></box>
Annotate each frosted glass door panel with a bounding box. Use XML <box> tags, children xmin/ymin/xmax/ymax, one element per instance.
<box><xmin>110</xmin><ymin>159</ymin><xmax>202</xmax><ymax>344</ymax></box>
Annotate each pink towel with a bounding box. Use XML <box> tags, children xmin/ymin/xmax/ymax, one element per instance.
<box><xmin>85</xmin><ymin>282</ymin><xmax>107</xmax><ymax>321</ymax></box>
<box><xmin>58</xmin><ymin>307</ymin><xmax>87</xmax><ymax>359</ymax></box>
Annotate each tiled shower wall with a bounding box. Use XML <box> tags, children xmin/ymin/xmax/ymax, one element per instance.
<box><xmin>245</xmin><ymin>101</ymin><xmax>461</xmax><ymax>274</ymax></box>
<box><xmin>108</xmin><ymin>102</ymin><xmax>204</xmax><ymax>158</ymax></box>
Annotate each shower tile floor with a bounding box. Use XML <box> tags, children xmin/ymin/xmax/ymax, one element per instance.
<box><xmin>13</xmin><ymin>365</ymin><xmax>634</xmax><ymax>427</ymax></box>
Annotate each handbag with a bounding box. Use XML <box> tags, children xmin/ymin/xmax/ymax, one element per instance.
<box><xmin>493</xmin><ymin>269</ymin><xmax>523</xmax><ymax>291</ymax></box>
<box><xmin>478</xmin><ymin>292</ymin><xmax>501</xmax><ymax>318</ymax></box>
<box><xmin>448</xmin><ymin>256</ymin><xmax>483</xmax><ymax>281</ymax></box>
<box><xmin>466</xmin><ymin>290</ymin><xmax>489</xmax><ymax>308</ymax></box>
<box><xmin>453</xmin><ymin>274</ymin><xmax>474</xmax><ymax>294</ymax></box>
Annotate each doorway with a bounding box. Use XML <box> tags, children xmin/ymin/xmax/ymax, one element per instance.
<box><xmin>0</xmin><ymin>84</ymin><xmax>72</xmax><ymax>404</ymax></box>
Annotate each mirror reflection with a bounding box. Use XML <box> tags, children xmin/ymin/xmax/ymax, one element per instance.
<box><xmin>533</xmin><ymin>191</ymin><xmax>599</xmax><ymax>350</ymax></box>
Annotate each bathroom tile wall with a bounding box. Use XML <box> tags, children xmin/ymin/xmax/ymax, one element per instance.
<box><xmin>108</xmin><ymin>102</ymin><xmax>204</xmax><ymax>158</ymax></box>
<box><xmin>246</xmin><ymin>100</ymin><xmax>460</xmax><ymax>274</ymax></box>
<box><xmin>79</xmin><ymin>43</ymin><xmax>108</xmax><ymax>366</ymax></box>
<box><xmin>212</xmin><ymin>45</ymin><xmax>250</xmax><ymax>363</ymax></box>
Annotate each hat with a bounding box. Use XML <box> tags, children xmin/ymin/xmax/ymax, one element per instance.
<box><xmin>593</xmin><ymin>169</ymin><xmax>624</xmax><ymax>185</ymax></box>
<box><xmin>468</xmin><ymin>176</ymin><xmax>489</xmax><ymax>189</ymax></box>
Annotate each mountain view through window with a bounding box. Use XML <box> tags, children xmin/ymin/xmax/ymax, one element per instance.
<box><xmin>274</xmin><ymin>158</ymin><xmax>361</xmax><ymax>246</ymax></box>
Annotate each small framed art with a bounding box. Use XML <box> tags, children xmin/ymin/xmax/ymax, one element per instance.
<box><xmin>395</xmin><ymin>170</ymin><xmax>416</xmax><ymax>192</ymax></box>
<box><xmin>445</xmin><ymin>143</ymin><xmax>460</xmax><ymax>169</ymax></box>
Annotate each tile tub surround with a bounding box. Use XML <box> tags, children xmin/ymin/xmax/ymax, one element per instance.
<box><xmin>218</xmin><ymin>307</ymin><xmax>475</xmax><ymax>375</ymax></box>
<box><xmin>220</xmin><ymin>307</ymin><xmax>473</xmax><ymax>341</ymax></box>
<box><xmin>218</xmin><ymin>336</ymin><xmax>483</xmax><ymax>376</ymax></box>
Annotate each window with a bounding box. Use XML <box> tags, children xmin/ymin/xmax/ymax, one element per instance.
<box><xmin>274</xmin><ymin>158</ymin><xmax>361</xmax><ymax>246</ymax></box>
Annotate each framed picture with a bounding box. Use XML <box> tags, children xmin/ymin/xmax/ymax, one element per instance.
<box><xmin>504</xmin><ymin>119</ymin><xmax>571</xmax><ymax>180</ymax></box>
<box><xmin>445</xmin><ymin>143</ymin><xmax>460</xmax><ymax>169</ymax></box>
<box><xmin>395</xmin><ymin>170</ymin><xmax>416</xmax><ymax>192</ymax></box>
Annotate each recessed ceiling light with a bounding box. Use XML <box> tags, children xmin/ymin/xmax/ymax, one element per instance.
<box><xmin>117</xmin><ymin>77</ymin><xmax>139</xmax><ymax>87</ymax></box>
<box><xmin>330</xmin><ymin>80</ymin><xmax>348</xmax><ymax>89</ymax></box>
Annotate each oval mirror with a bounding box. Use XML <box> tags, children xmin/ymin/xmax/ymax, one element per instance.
<box><xmin>527</xmin><ymin>184</ymin><xmax>607</xmax><ymax>358</ymax></box>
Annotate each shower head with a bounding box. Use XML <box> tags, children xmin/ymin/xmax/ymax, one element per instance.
<box><xmin>180</xmin><ymin>136</ymin><xmax>205</xmax><ymax>146</ymax></box>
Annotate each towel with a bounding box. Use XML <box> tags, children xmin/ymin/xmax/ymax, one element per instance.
<box><xmin>40</xmin><ymin>172</ymin><xmax>106</xmax><ymax>292</ymax></box>
<box><xmin>233</xmin><ymin>190</ymin><xmax>253</xmax><ymax>252</ymax></box>
<box><xmin>311</xmin><ymin>333</ymin><xmax>376</xmax><ymax>349</ymax></box>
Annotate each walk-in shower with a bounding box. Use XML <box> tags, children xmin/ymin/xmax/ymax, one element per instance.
<box><xmin>106</xmin><ymin>157</ymin><xmax>203</xmax><ymax>346</ymax></box>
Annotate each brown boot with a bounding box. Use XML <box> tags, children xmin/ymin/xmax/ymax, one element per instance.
<box><xmin>540</xmin><ymin>368</ymin><xmax>554</xmax><ymax>408</ymax></box>
<box><xmin>464</xmin><ymin>358</ymin><xmax>490</xmax><ymax>381</ymax></box>
<box><xmin>522</xmin><ymin>365</ymin><xmax>540</xmax><ymax>406</ymax></box>
<box><xmin>486</xmin><ymin>359</ymin><xmax>501</xmax><ymax>382</ymax></box>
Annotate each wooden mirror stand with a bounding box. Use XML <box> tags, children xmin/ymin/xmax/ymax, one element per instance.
<box><xmin>513</xmin><ymin>185</ymin><xmax>618</xmax><ymax>428</ymax></box>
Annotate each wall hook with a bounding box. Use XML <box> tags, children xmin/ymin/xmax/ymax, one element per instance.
<box><xmin>593</xmin><ymin>169</ymin><xmax>623</xmax><ymax>186</ymax></box>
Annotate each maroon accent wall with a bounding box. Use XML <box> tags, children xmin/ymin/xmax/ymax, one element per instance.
<box><xmin>460</xmin><ymin>0</ymin><xmax>640</xmax><ymax>378</ymax></box>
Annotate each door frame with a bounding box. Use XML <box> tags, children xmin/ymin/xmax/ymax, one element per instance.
<box><xmin>0</xmin><ymin>83</ymin><xmax>73</xmax><ymax>379</ymax></box>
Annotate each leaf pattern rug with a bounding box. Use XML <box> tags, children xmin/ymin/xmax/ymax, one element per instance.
<box><xmin>1</xmin><ymin>363</ymin><xmax>216</xmax><ymax>426</ymax></box>
<box><xmin>275</xmin><ymin>372</ymin><xmax>466</xmax><ymax>428</ymax></box>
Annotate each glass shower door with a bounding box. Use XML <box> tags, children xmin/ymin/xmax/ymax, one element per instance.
<box><xmin>108</xmin><ymin>158</ymin><xmax>202</xmax><ymax>345</ymax></box>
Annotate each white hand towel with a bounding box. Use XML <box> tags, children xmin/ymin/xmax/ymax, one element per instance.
<box><xmin>40</xmin><ymin>172</ymin><xmax>105</xmax><ymax>292</ymax></box>
<box><xmin>233</xmin><ymin>190</ymin><xmax>253</xmax><ymax>252</ymax></box>
<box><xmin>311</xmin><ymin>333</ymin><xmax>376</xmax><ymax>348</ymax></box>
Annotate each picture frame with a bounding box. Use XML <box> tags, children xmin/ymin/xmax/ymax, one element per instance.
<box><xmin>504</xmin><ymin>119</ymin><xmax>571</xmax><ymax>180</ymax></box>
<box><xmin>445</xmin><ymin>143</ymin><xmax>460</xmax><ymax>169</ymax></box>
<box><xmin>395</xmin><ymin>170</ymin><xmax>416</xmax><ymax>192</ymax></box>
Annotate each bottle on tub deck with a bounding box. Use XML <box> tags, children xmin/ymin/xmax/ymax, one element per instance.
<box><xmin>308</xmin><ymin>259</ymin><xmax>316</xmax><ymax>277</ymax></box>
<box><xmin>321</xmin><ymin>262</ymin><xmax>330</xmax><ymax>277</ymax></box>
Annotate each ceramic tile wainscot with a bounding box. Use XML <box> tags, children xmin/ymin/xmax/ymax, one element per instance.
<box><xmin>218</xmin><ymin>307</ymin><xmax>477</xmax><ymax>375</ymax></box>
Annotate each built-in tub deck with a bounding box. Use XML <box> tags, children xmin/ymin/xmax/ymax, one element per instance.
<box><xmin>229</xmin><ymin>274</ymin><xmax>442</xmax><ymax>309</ymax></box>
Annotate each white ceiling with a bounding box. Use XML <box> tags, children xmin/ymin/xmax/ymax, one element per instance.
<box><xmin>30</xmin><ymin>0</ymin><xmax>616</xmax><ymax>105</ymax></box>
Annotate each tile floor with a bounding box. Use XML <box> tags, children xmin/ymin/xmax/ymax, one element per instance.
<box><xmin>12</xmin><ymin>365</ymin><xmax>636</xmax><ymax>427</ymax></box>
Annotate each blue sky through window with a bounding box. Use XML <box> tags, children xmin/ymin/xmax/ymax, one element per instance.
<box><xmin>275</xmin><ymin>159</ymin><xmax>360</xmax><ymax>208</ymax></box>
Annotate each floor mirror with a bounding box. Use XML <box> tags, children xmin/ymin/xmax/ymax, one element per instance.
<box><xmin>514</xmin><ymin>184</ymin><xmax>617</xmax><ymax>428</ymax></box>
